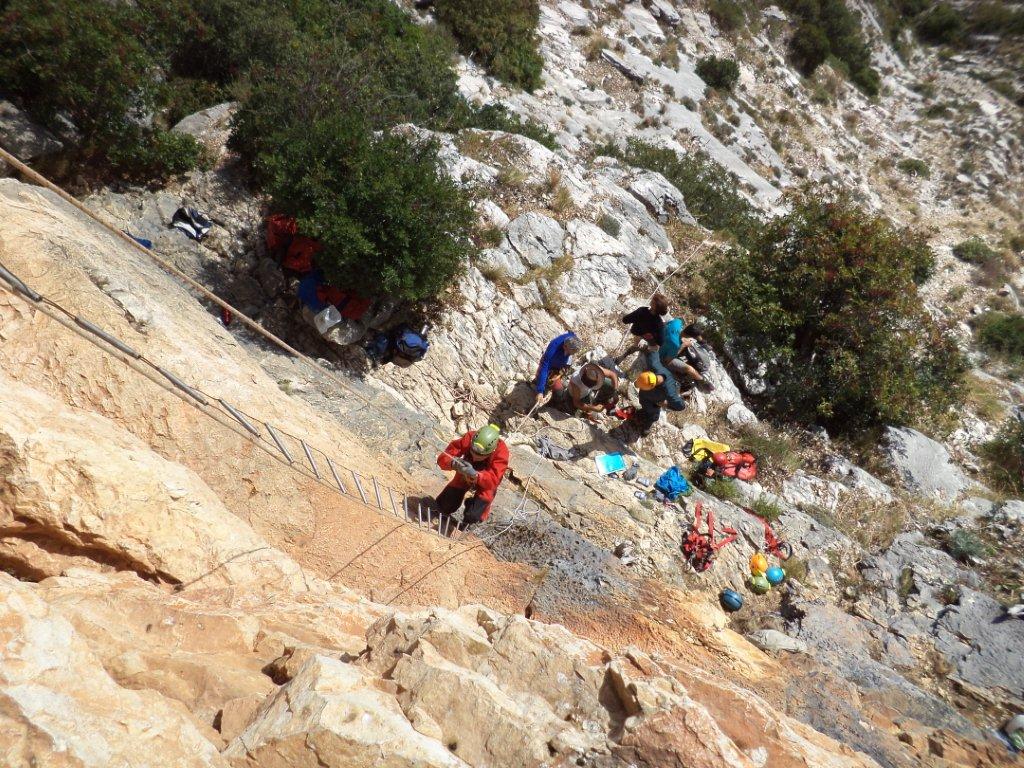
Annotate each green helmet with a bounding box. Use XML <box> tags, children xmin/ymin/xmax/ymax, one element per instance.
<box><xmin>471</xmin><ymin>424</ymin><xmax>501</xmax><ymax>456</ymax></box>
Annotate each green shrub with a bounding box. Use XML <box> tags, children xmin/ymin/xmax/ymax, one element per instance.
<box><xmin>703</xmin><ymin>477</ymin><xmax>740</xmax><ymax>502</ymax></box>
<box><xmin>707</xmin><ymin>0</ymin><xmax>746</xmax><ymax>31</ymax></box>
<box><xmin>696</xmin><ymin>56</ymin><xmax>740</xmax><ymax>92</ymax></box>
<box><xmin>897</xmin><ymin>158</ymin><xmax>931</xmax><ymax>178</ymax></box>
<box><xmin>952</xmin><ymin>237</ymin><xmax>998</xmax><ymax>265</ymax></box>
<box><xmin>751</xmin><ymin>495</ymin><xmax>784</xmax><ymax>523</ymax></box>
<box><xmin>981</xmin><ymin>418</ymin><xmax>1024</xmax><ymax>496</ymax></box>
<box><xmin>455</xmin><ymin>103</ymin><xmax>556</xmax><ymax>150</ymax></box>
<box><xmin>433</xmin><ymin>0</ymin><xmax>544</xmax><ymax>91</ymax></box>
<box><xmin>781</xmin><ymin>0</ymin><xmax>880</xmax><ymax>96</ymax></box>
<box><xmin>916</xmin><ymin>2</ymin><xmax>964</xmax><ymax>44</ymax></box>
<box><xmin>231</xmin><ymin>40</ymin><xmax>476</xmax><ymax>301</ymax></box>
<box><xmin>789</xmin><ymin>23</ymin><xmax>831</xmax><ymax>75</ymax></box>
<box><xmin>975</xmin><ymin>312</ymin><xmax>1024</xmax><ymax>361</ymax></box>
<box><xmin>0</xmin><ymin>0</ymin><xmax>189</xmax><ymax>175</ymax></box>
<box><xmin>146</xmin><ymin>0</ymin><xmax>296</xmax><ymax>86</ymax></box>
<box><xmin>107</xmin><ymin>128</ymin><xmax>204</xmax><ymax>179</ymax></box>
<box><xmin>947</xmin><ymin>529</ymin><xmax>988</xmax><ymax>563</ymax></box>
<box><xmin>599</xmin><ymin>139</ymin><xmax>761</xmax><ymax>248</ymax></box>
<box><xmin>707</xmin><ymin>193</ymin><xmax>965</xmax><ymax>434</ymax></box>
<box><xmin>969</xmin><ymin>1</ymin><xmax>1024</xmax><ymax>36</ymax></box>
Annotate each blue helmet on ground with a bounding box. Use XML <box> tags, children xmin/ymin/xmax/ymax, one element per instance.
<box><xmin>766</xmin><ymin>566</ymin><xmax>785</xmax><ymax>585</ymax></box>
<box><xmin>719</xmin><ymin>588</ymin><xmax>744</xmax><ymax>612</ymax></box>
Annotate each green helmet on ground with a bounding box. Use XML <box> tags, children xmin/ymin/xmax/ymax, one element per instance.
<box><xmin>471</xmin><ymin>424</ymin><xmax>501</xmax><ymax>456</ymax></box>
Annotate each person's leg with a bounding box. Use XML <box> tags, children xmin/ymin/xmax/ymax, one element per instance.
<box><xmin>435</xmin><ymin>481</ymin><xmax>468</xmax><ymax>514</ymax></box>
<box><xmin>668</xmin><ymin>357</ymin><xmax>703</xmax><ymax>383</ymax></box>
<box><xmin>459</xmin><ymin>496</ymin><xmax>491</xmax><ymax>529</ymax></box>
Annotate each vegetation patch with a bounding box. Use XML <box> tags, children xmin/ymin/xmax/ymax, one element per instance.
<box><xmin>946</xmin><ymin>529</ymin><xmax>988</xmax><ymax>563</ymax></box>
<box><xmin>597</xmin><ymin>139</ymin><xmax>761</xmax><ymax>247</ymax></box>
<box><xmin>707</xmin><ymin>0</ymin><xmax>747</xmax><ymax>31</ymax></box>
<box><xmin>897</xmin><ymin>158</ymin><xmax>930</xmax><ymax>178</ymax></box>
<box><xmin>780</xmin><ymin>0</ymin><xmax>880</xmax><ymax>96</ymax></box>
<box><xmin>706</xmin><ymin>193</ymin><xmax>965</xmax><ymax>435</ymax></box>
<box><xmin>433</xmin><ymin>0</ymin><xmax>544</xmax><ymax>91</ymax></box>
<box><xmin>975</xmin><ymin>312</ymin><xmax>1024</xmax><ymax>362</ymax></box>
<box><xmin>978</xmin><ymin>417</ymin><xmax>1019</xmax><ymax>495</ymax></box>
<box><xmin>696</xmin><ymin>56</ymin><xmax>740</xmax><ymax>93</ymax></box>
<box><xmin>952</xmin><ymin>236</ymin><xmax>998</xmax><ymax>265</ymax></box>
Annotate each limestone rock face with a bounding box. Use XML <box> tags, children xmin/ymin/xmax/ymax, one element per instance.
<box><xmin>224</xmin><ymin>656</ymin><xmax>469</xmax><ymax>768</ymax></box>
<box><xmin>0</xmin><ymin>573</ymin><xmax>227</xmax><ymax>768</ymax></box>
<box><xmin>0</xmin><ymin>372</ymin><xmax>306</xmax><ymax>592</ymax></box>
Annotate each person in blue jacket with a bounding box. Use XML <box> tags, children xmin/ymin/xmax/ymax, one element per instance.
<box><xmin>534</xmin><ymin>332</ymin><xmax>582</xmax><ymax>404</ymax></box>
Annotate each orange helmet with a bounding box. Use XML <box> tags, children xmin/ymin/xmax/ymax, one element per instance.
<box><xmin>635</xmin><ymin>372</ymin><xmax>659</xmax><ymax>391</ymax></box>
<box><xmin>749</xmin><ymin>553</ymin><xmax>768</xmax><ymax>576</ymax></box>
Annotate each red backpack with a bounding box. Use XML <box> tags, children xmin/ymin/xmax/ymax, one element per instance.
<box><xmin>711</xmin><ymin>451</ymin><xmax>758</xmax><ymax>481</ymax></box>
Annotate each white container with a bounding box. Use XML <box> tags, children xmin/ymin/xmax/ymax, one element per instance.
<box><xmin>314</xmin><ymin>305</ymin><xmax>342</xmax><ymax>335</ymax></box>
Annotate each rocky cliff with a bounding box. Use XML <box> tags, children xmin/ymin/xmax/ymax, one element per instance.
<box><xmin>1</xmin><ymin>0</ymin><xmax>1022</xmax><ymax>766</ymax></box>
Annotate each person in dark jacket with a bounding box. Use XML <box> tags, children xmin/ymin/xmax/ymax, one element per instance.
<box><xmin>436</xmin><ymin>425</ymin><xmax>509</xmax><ymax>529</ymax></box>
<box><xmin>634</xmin><ymin>349</ymin><xmax>685</xmax><ymax>434</ymax></box>
<box><xmin>617</xmin><ymin>293</ymin><xmax>669</xmax><ymax>362</ymax></box>
<box><xmin>533</xmin><ymin>332</ymin><xmax>582</xmax><ymax>403</ymax></box>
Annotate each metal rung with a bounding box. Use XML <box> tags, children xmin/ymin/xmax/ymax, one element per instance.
<box><xmin>372</xmin><ymin>477</ymin><xmax>384</xmax><ymax>510</ymax></box>
<box><xmin>417</xmin><ymin>502</ymin><xmax>425</xmax><ymax>527</ymax></box>
<box><xmin>327</xmin><ymin>458</ymin><xmax>347</xmax><ymax>494</ymax></box>
<box><xmin>265</xmin><ymin>424</ymin><xmax>294</xmax><ymax>463</ymax></box>
<box><xmin>301</xmin><ymin>440</ymin><xmax>320</xmax><ymax>479</ymax></box>
<box><xmin>155</xmin><ymin>366</ymin><xmax>209</xmax><ymax>406</ymax></box>
<box><xmin>351</xmin><ymin>472</ymin><xmax>368</xmax><ymax>504</ymax></box>
<box><xmin>441</xmin><ymin>515</ymin><xmax>452</xmax><ymax>538</ymax></box>
<box><xmin>74</xmin><ymin>317</ymin><xmax>141</xmax><ymax>359</ymax></box>
<box><xmin>220</xmin><ymin>399</ymin><xmax>260</xmax><ymax>436</ymax></box>
<box><xmin>387</xmin><ymin>487</ymin><xmax>401</xmax><ymax>517</ymax></box>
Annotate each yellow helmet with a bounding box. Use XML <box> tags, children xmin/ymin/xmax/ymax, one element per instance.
<box><xmin>635</xmin><ymin>371</ymin><xmax>659</xmax><ymax>391</ymax></box>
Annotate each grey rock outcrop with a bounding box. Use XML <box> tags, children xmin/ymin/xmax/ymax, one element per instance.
<box><xmin>505</xmin><ymin>212</ymin><xmax>565</xmax><ymax>269</ymax></box>
<box><xmin>883</xmin><ymin>427</ymin><xmax>970</xmax><ymax>503</ymax></box>
<box><xmin>0</xmin><ymin>100</ymin><xmax>63</xmax><ymax>162</ymax></box>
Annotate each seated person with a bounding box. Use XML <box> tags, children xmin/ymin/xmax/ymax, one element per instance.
<box><xmin>555</xmin><ymin>360</ymin><xmax>620</xmax><ymax>419</ymax></box>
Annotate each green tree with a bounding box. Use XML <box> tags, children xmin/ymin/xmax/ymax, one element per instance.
<box><xmin>707</xmin><ymin>193</ymin><xmax>965</xmax><ymax>433</ymax></box>
<box><xmin>231</xmin><ymin>39</ymin><xmax>476</xmax><ymax>301</ymax></box>
<box><xmin>433</xmin><ymin>0</ymin><xmax>544</xmax><ymax>91</ymax></box>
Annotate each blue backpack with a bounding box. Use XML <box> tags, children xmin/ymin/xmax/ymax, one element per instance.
<box><xmin>393</xmin><ymin>326</ymin><xmax>429</xmax><ymax>363</ymax></box>
<box><xmin>655</xmin><ymin>466</ymin><xmax>691</xmax><ymax>501</ymax></box>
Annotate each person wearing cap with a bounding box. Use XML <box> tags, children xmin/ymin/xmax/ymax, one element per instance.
<box><xmin>560</xmin><ymin>360</ymin><xmax>620</xmax><ymax>418</ymax></box>
<box><xmin>634</xmin><ymin>349</ymin><xmax>685</xmax><ymax>433</ymax></box>
<box><xmin>436</xmin><ymin>424</ymin><xmax>509</xmax><ymax>528</ymax></box>
<box><xmin>534</xmin><ymin>331</ymin><xmax>582</xmax><ymax>404</ymax></box>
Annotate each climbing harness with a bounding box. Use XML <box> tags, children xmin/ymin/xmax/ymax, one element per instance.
<box><xmin>681</xmin><ymin>501</ymin><xmax>737</xmax><ymax>572</ymax></box>
<box><xmin>741</xmin><ymin>506</ymin><xmax>793</xmax><ymax>561</ymax></box>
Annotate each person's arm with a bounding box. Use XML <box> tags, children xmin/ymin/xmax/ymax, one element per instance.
<box><xmin>437</xmin><ymin>433</ymin><xmax>471</xmax><ymax>471</ymax></box>
<box><xmin>534</xmin><ymin>339</ymin><xmax>558</xmax><ymax>394</ymax></box>
<box><xmin>474</xmin><ymin>442</ymin><xmax>509</xmax><ymax>502</ymax></box>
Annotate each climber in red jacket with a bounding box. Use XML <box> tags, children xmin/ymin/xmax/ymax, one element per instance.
<box><xmin>435</xmin><ymin>424</ymin><xmax>509</xmax><ymax>529</ymax></box>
